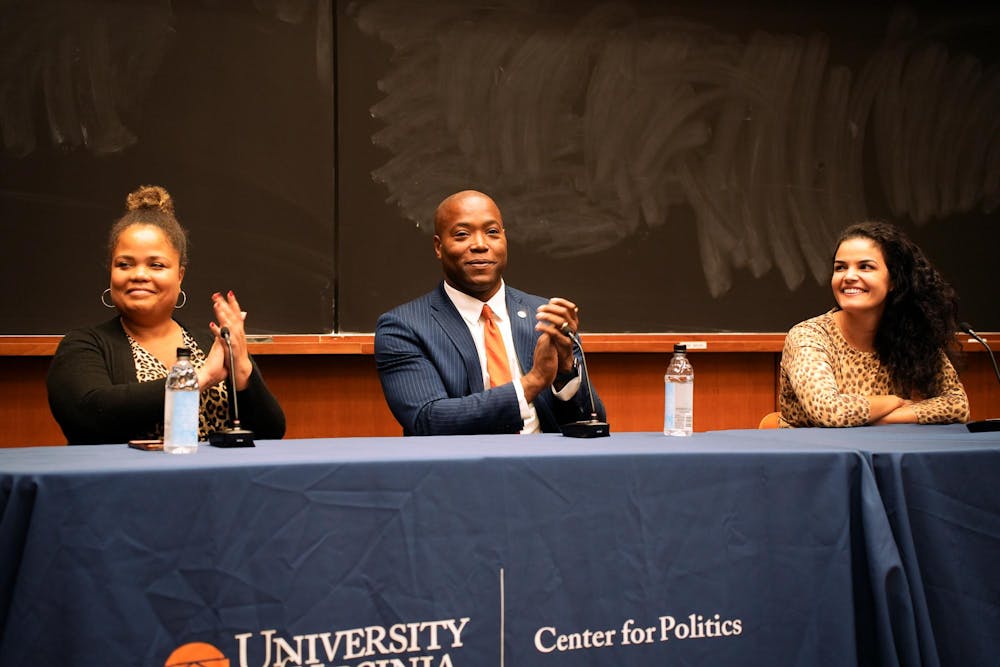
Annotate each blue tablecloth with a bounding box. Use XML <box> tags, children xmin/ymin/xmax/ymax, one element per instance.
<box><xmin>1</xmin><ymin>426</ymin><xmax>997</xmax><ymax>666</ymax></box>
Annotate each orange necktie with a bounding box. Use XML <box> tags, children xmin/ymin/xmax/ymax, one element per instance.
<box><xmin>481</xmin><ymin>304</ymin><xmax>513</xmax><ymax>387</ymax></box>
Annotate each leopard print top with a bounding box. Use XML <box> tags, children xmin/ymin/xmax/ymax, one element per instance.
<box><xmin>128</xmin><ymin>329</ymin><xmax>230</xmax><ymax>440</ymax></box>
<box><xmin>779</xmin><ymin>310</ymin><xmax>969</xmax><ymax>427</ymax></box>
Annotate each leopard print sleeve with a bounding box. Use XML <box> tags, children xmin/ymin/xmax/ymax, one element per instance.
<box><xmin>780</xmin><ymin>319</ymin><xmax>871</xmax><ymax>427</ymax></box>
<box><xmin>910</xmin><ymin>352</ymin><xmax>970</xmax><ymax>424</ymax></box>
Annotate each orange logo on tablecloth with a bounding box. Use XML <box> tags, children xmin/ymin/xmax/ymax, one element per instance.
<box><xmin>164</xmin><ymin>642</ymin><xmax>230</xmax><ymax>667</ymax></box>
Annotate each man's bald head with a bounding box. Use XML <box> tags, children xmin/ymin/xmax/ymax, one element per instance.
<box><xmin>434</xmin><ymin>190</ymin><xmax>502</xmax><ymax>236</ymax></box>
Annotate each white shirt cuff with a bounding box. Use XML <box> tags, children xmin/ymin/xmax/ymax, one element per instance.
<box><xmin>551</xmin><ymin>372</ymin><xmax>581</xmax><ymax>401</ymax></box>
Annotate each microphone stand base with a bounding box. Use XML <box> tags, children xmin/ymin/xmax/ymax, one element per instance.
<box><xmin>966</xmin><ymin>419</ymin><xmax>1000</xmax><ymax>433</ymax></box>
<box><xmin>561</xmin><ymin>420</ymin><xmax>611</xmax><ymax>438</ymax></box>
<box><xmin>209</xmin><ymin>428</ymin><xmax>256</xmax><ymax>448</ymax></box>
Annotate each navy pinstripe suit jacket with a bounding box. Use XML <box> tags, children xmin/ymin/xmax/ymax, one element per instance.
<box><xmin>374</xmin><ymin>282</ymin><xmax>605</xmax><ymax>435</ymax></box>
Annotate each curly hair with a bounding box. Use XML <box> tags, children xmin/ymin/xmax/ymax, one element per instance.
<box><xmin>835</xmin><ymin>221</ymin><xmax>960</xmax><ymax>398</ymax></box>
<box><xmin>106</xmin><ymin>185</ymin><xmax>189</xmax><ymax>268</ymax></box>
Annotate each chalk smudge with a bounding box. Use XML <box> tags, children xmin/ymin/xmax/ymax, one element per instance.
<box><xmin>352</xmin><ymin>1</ymin><xmax>999</xmax><ymax>296</ymax></box>
<box><xmin>0</xmin><ymin>0</ymin><xmax>332</xmax><ymax>156</ymax></box>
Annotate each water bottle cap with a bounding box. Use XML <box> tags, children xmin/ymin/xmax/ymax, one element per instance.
<box><xmin>176</xmin><ymin>347</ymin><xmax>191</xmax><ymax>358</ymax></box>
<box><xmin>673</xmin><ymin>344</ymin><xmax>686</xmax><ymax>353</ymax></box>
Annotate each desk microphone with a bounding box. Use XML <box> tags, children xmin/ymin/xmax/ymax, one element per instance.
<box><xmin>208</xmin><ymin>326</ymin><xmax>256</xmax><ymax>447</ymax></box>
<box><xmin>959</xmin><ymin>322</ymin><xmax>1000</xmax><ymax>433</ymax></box>
<box><xmin>558</xmin><ymin>323</ymin><xmax>610</xmax><ymax>438</ymax></box>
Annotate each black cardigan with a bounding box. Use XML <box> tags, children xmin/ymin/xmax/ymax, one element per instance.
<box><xmin>46</xmin><ymin>317</ymin><xmax>286</xmax><ymax>445</ymax></box>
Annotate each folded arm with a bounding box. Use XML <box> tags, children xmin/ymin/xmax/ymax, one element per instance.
<box><xmin>783</xmin><ymin>342</ymin><xmax>903</xmax><ymax>427</ymax></box>
<box><xmin>875</xmin><ymin>353</ymin><xmax>969</xmax><ymax>425</ymax></box>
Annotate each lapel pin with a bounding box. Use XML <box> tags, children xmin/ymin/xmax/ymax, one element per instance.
<box><xmin>517</xmin><ymin>310</ymin><xmax>527</xmax><ymax>319</ymax></box>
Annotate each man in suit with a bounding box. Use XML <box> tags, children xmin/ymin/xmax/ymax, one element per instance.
<box><xmin>375</xmin><ymin>190</ymin><xmax>605</xmax><ymax>435</ymax></box>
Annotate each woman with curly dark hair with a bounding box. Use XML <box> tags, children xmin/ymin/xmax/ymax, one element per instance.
<box><xmin>778</xmin><ymin>221</ymin><xmax>969</xmax><ymax>427</ymax></box>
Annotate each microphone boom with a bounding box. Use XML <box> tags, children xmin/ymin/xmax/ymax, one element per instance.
<box><xmin>209</xmin><ymin>326</ymin><xmax>256</xmax><ymax>447</ymax></box>
<box><xmin>560</xmin><ymin>329</ymin><xmax>610</xmax><ymax>438</ymax></box>
<box><xmin>960</xmin><ymin>323</ymin><xmax>1000</xmax><ymax>433</ymax></box>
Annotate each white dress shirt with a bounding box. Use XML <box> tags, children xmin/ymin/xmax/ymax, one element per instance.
<box><xmin>442</xmin><ymin>281</ymin><xmax>580</xmax><ymax>434</ymax></box>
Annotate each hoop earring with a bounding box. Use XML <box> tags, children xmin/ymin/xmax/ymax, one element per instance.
<box><xmin>101</xmin><ymin>288</ymin><xmax>116</xmax><ymax>309</ymax></box>
<box><xmin>175</xmin><ymin>290</ymin><xmax>187</xmax><ymax>309</ymax></box>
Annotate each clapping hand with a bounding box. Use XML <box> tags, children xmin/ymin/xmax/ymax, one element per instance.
<box><xmin>535</xmin><ymin>297</ymin><xmax>579</xmax><ymax>374</ymax></box>
<box><xmin>209</xmin><ymin>291</ymin><xmax>253</xmax><ymax>391</ymax></box>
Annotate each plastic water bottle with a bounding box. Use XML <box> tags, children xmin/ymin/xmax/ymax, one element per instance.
<box><xmin>164</xmin><ymin>347</ymin><xmax>199</xmax><ymax>454</ymax></box>
<box><xmin>664</xmin><ymin>344</ymin><xmax>694</xmax><ymax>436</ymax></box>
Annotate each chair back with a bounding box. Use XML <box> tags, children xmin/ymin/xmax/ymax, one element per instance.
<box><xmin>758</xmin><ymin>411</ymin><xmax>781</xmax><ymax>429</ymax></box>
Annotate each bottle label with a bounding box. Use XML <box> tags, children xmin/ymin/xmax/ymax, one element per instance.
<box><xmin>164</xmin><ymin>390</ymin><xmax>199</xmax><ymax>446</ymax></box>
<box><xmin>664</xmin><ymin>381</ymin><xmax>693</xmax><ymax>433</ymax></box>
<box><xmin>664</xmin><ymin>384</ymin><xmax>676</xmax><ymax>429</ymax></box>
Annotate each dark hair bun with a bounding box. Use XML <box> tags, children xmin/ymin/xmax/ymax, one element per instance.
<box><xmin>125</xmin><ymin>185</ymin><xmax>174</xmax><ymax>215</ymax></box>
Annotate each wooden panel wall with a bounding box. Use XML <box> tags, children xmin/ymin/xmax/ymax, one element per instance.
<box><xmin>0</xmin><ymin>356</ymin><xmax>61</xmax><ymax>446</ymax></box>
<box><xmin>3</xmin><ymin>336</ymin><xmax>997</xmax><ymax>447</ymax></box>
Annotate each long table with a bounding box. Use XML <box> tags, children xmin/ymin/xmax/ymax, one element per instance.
<box><xmin>1</xmin><ymin>427</ymin><xmax>997</xmax><ymax>666</ymax></box>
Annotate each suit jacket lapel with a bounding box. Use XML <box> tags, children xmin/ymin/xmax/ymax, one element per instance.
<box><xmin>507</xmin><ymin>291</ymin><xmax>537</xmax><ymax>375</ymax></box>
<box><xmin>430</xmin><ymin>283</ymin><xmax>484</xmax><ymax>389</ymax></box>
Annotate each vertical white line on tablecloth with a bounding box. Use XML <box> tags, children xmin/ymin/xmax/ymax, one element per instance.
<box><xmin>500</xmin><ymin>567</ymin><xmax>505</xmax><ymax>667</ymax></box>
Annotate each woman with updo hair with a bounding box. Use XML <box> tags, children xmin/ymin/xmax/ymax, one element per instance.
<box><xmin>47</xmin><ymin>185</ymin><xmax>285</xmax><ymax>444</ymax></box>
<box><xmin>779</xmin><ymin>221</ymin><xmax>969</xmax><ymax>427</ymax></box>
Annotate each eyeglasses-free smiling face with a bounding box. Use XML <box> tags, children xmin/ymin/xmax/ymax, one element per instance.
<box><xmin>831</xmin><ymin>237</ymin><xmax>891</xmax><ymax>315</ymax></box>
<box><xmin>109</xmin><ymin>224</ymin><xmax>185</xmax><ymax>323</ymax></box>
<box><xmin>433</xmin><ymin>192</ymin><xmax>508</xmax><ymax>301</ymax></box>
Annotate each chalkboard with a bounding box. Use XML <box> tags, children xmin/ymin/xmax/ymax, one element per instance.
<box><xmin>337</xmin><ymin>0</ymin><xmax>1000</xmax><ymax>333</ymax></box>
<box><xmin>2</xmin><ymin>1</ymin><xmax>997</xmax><ymax>335</ymax></box>
<box><xmin>0</xmin><ymin>1</ymin><xmax>335</xmax><ymax>335</ymax></box>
